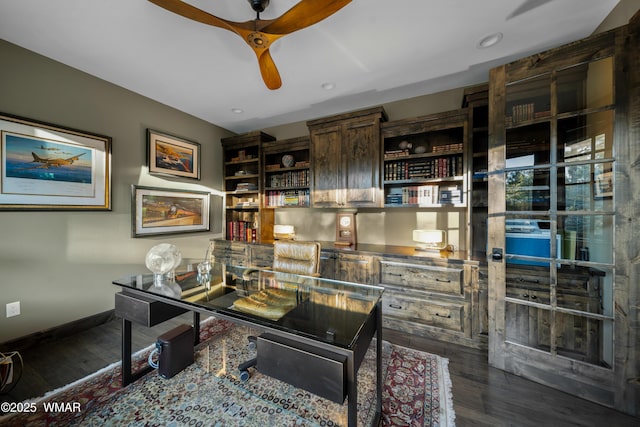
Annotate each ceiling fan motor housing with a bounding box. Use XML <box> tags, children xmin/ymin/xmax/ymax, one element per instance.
<box><xmin>248</xmin><ymin>0</ymin><xmax>269</xmax><ymax>13</ymax></box>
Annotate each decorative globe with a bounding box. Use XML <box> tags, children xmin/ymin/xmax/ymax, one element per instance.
<box><xmin>145</xmin><ymin>243</ymin><xmax>182</xmax><ymax>276</ymax></box>
<box><xmin>282</xmin><ymin>154</ymin><xmax>295</xmax><ymax>168</ymax></box>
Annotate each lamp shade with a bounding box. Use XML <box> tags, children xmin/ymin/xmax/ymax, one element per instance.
<box><xmin>412</xmin><ymin>229</ymin><xmax>446</xmax><ymax>250</ymax></box>
<box><xmin>273</xmin><ymin>224</ymin><xmax>295</xmax><ymax>240</ymax></box>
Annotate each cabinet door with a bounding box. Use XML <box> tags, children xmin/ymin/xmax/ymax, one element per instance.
<box><xmin>248</xmin><ymin>245</ymin><xmax>273</xmax><ymax>268</ymax></box>
<box><xmin>336</xmin><ymin>253</ymin><xmax>375</xmax><ymax>285</ymax></box>
<box><xmin>319</xmin><ymin>250</ymin><xmax>336</xmax><ymax>279</ymax></box>
<box><xmin>310</xmin><ymin>126</ymin><xmax>341</xmax><ymax>207</ymax></box>
<box><xmin>342</xmin><ymin>117</ymin><xmax>381</xmax><ymax>207</ymax></box>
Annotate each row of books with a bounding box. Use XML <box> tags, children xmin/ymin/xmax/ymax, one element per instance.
<box><xmin>264</xmin><ymin>160</ymin><xmax>310</xmax><ymax>170</ymax></box>
<box><xmin>385</xmin><ymin>184</ymin><xmax>462</xmax><ymax>206</ymax></box>
<box><xmin>384</xmin><ymin>155</ymin><xmax>463</xmax><ymax>181</ymax></box>
<box><xmin>267</xmin><ymin>170</ymin><xmax>309</xmax><ymax>188</ymax></box>
<box><xmin>507</xmin><ymin>103</ymin><xmax>551</xmax><ymax>124</ymax></box>
<box><xmin>226</xmin><ymin>221</ymin><xmax>257</xmax><ymax>242</ymax></box>
<box><xmin>384</xmin><ymin>142</ymin><xmax>463</xmax><ymax>159</ymax></box>
<box><xmin>383</xmin><ymin>149</ymin><xmax>411</xmax><ymax>159</ymax></box>
<box><xmin>265</xmin><ymin>190</ymin><xmax>310</xmax><ymax>207</ymax></box>
<box><xmin>432</xmin><ymin>142</ymin><xmax>463</xmax><ymax>153</ymax></box>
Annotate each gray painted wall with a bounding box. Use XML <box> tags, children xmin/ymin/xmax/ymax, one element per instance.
<box><xmin>0</xmin><ymin>40</ymin><xmax>232</xmax><ymax>342</ymax></box>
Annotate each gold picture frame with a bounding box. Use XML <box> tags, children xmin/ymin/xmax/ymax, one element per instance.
<box><xmin>0</xmin><ymin>112</ymin><xmax>111</xmax><ymax>210</ymax></box>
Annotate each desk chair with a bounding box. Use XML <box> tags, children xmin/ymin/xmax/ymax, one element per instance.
<box><xmin>238</xmin><ymin>241</ymin><xmax>321</xmax><ymax>381</ymax></box>
<box><xmin>272</xmin><ymin>240</ymin><xmax>321</xmax><ymax>277</ymax></box>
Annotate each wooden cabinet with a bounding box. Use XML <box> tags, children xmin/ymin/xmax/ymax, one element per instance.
<box><xmin>378</xmin><ymin>256</ymin><xmax>484</xmax><ymax>348</ymax></box>
<box><xmin>221</xmin><ymin>131</ymin><xmax>275</xmax><ymax>242</ymax></box>
<box><xmin>381</xmin><ymin>109</ymin><xmax>467</xmax><ymax>208</ymax></box>
<box><xmin>307</xmin><ymin>107</ymin><xmax>387</xmax><ymax>208</ymax></box>
<box><xmin>262</xmin><ymin>136</ymin><xmax>311</xmax><ymax>208</ymax></box>
<box><xmin>211</xmin><ymin>239</ymin><xmax>485</xmax><ymax>348</ymax></box>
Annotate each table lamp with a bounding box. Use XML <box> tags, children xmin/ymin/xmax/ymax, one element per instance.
<box><xmin>273</xmin><ymin>224</ymin><xmax>295</xmax><ymax>240</ymax></box>
<box><xmin>413</xmin><ymin>229</ymin><xmax>447</xmax><ymax>251</ymax></box>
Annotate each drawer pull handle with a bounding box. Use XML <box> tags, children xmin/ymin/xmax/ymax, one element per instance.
<box><xmin>517</xmin><ymin>277</ymin><xmax>540</xmax><ymax>284</ymax></box>
<box><xmin>389</xmin><ymin>304</ymin><xmax>403</xmax><ymax>309</ymax></box>
<box><xmin>530</xmin><ymin>295</ymin><xmax>537</xmax><ymax>300</ymax></box>
<box><xmin>387</xmin><ymin>273</ymin><xmax>403</xmax><ymax>277</ymax></box>
<box><xmin>435</xmin><ymin>278</ymin><xmax>451</xmax><ymax>283</ymax></box>
<box><xmin>523</xmin><ymin>294</ymin><xmax>529</xmax><ymax>298</ymax></box>
<box><xmin>435</xmin><ymin>313</ymin><xmax>451</xmax><ymax>319</ymax></box>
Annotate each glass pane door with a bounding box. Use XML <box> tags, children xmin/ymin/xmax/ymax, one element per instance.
<box><xmin>501</xmin><ymin>56</ymin><xmax>615</xmax><ymax>367</ymax></box>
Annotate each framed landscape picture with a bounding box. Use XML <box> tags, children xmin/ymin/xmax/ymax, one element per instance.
<box><xmin>0</xmin><ymin>112</ymin><xmax>111</xmax><ymax>210</ymax></box>
<box><xmin>147</xmin><ymin>129</ymin><xmax>200</xmax><ymax>180</ymax></box>
<box><xmin>132</xmin><ymin>185</ymin><xmax>210</xmax><ymax>237</ymax></box>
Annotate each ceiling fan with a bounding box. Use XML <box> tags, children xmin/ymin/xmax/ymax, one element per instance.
<box><xmin>148</xmin><ymin>0</ymin><xmax>352</xmax><ymax>90</ymax></box>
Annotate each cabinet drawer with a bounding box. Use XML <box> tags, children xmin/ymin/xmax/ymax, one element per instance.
<box><xmin>213</xmin><ymin>241</ymin><xmax>247</xmax><ymax>265</ymax></box>
<box><xmin>382</xmin><ymin>293</ymin><xmax>463</xmax><ymax>332</ymax></box>
<box><xmin>249</xmin><ymin>246</ymin><xmax>273</xmax><ymax>267</ymax></box>
<box><xmin>380</xmin><ymin>261</ymin><xmax>463</xmax><ymax>295</ymax></box>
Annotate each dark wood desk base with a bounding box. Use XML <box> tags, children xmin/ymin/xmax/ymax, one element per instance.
<box><xmin>115</xmin><ymin>291</ymin><xmax>200</xmax><ymax>386</ymax></box>
<box><xmin>115</xmin><ymin>289</ymin><xmax>381</xmax><ymax>427</ymax></box>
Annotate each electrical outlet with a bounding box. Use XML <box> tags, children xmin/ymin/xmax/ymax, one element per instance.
<box><xmin>6</xmin><ymin>301</ymin><xmax>20</xmax><ymax>318</ymax></box>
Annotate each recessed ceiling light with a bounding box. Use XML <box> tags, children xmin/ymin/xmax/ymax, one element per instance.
<box><xmin>231</xmin><ymin>108</ymin><xmax>244</xmax><ymax>114</ymax></box>
<box><xmin>477</xmin><ymin>32</ymin><xmax>503</xmax><ymax>49</ymax></box>
<box><xmin>321</xmin><ymin>82</ymin><xmax>336</xmax><ymax>90</ymax></box>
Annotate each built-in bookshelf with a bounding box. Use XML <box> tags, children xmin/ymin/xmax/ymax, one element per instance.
<box><xmin>381</xmin><ymin>110</ymin><xmax>467</xmax><ymax>208</ymax></box>
<box><xmin>463</xmin><ymin>84</ymin><xmax>489</xmax><ymax>261</ymax></box>
<box><xmin>221</xmin><ymin>131</ymin><xmax>275</xmax><ymax>242</ymax></box>
<box><xmin>262</xmin><ymin>136</ymin><xmax>311</xmax><ymax>208</ymax></box>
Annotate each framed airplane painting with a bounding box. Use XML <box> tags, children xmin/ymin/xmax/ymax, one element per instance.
<box><xmin>0</xmin><ymin>112</ymin><xmax>112</xmax><ymax>210</ymax></box>
<box><xmin>147</xmin><ymin>129</ymin><xmax>200</xmax><ymax>180</ymax></box>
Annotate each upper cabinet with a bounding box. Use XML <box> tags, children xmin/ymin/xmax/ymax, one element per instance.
<box><xmin>307</xmin><ymin>107</ymin><xmax>387</xmax><ymax>208</ymax></box>
<box><xmin>381</xmin><ymin>109</ymin><xmax>468</xmax><ymax>208</ymax></box>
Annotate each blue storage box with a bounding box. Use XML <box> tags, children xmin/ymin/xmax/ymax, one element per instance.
<box><xmin>505</xmin><ymin>220</ymin><xmax>561</xmax><ymax>266</ymax></box>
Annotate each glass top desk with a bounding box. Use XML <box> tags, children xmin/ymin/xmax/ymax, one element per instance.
<box><xmin>113</xmin><ymin>262</ymin><xmax>384</xmax><ymax>427</ymax></box>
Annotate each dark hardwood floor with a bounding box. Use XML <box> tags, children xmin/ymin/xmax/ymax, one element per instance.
<box><xmin>2</xmin><ymin>315</ymin><xmax>639</xmax><ymax>426</ymax></box>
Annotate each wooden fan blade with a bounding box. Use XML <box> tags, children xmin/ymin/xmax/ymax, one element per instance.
<box><xmin>262</xmin><ymin>0</ymin><xmax>351</xmax><ymax>35</ymax></box>
<box><xmin>256</xmin><ymin>49</ymin><xmax>282</xmax><ymax>90</ymax></box>
<box><xmin>148</xmin><ymin>0</ymin><xmax>241</xmax><ymax>33</ymax></box>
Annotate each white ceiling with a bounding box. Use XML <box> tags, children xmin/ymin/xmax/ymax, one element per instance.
<box><xmin>0</xmin><ymin>0</ymin><xmax>621</xmax><ymax>133</ymax></box>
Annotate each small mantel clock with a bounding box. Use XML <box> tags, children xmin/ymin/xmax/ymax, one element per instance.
<box><xmin>335</xmin><ymin>212</ymin><xmax>357</xmax><ymax>246</ymax></box>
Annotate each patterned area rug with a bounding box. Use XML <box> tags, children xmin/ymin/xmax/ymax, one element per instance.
<box><xmin>1</xmin><ymin>318</ymin><xmax>455</xmax><ymax>426</ymax></box>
